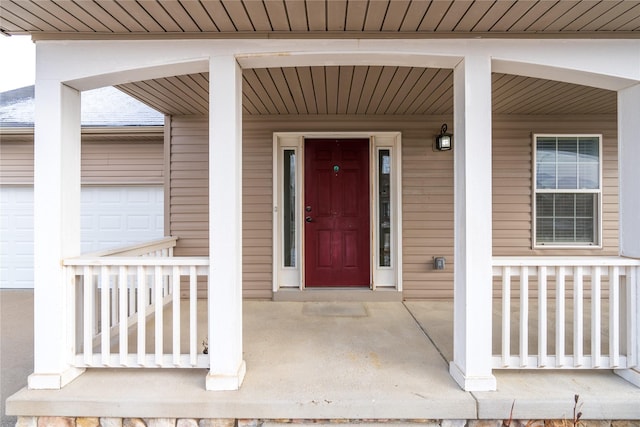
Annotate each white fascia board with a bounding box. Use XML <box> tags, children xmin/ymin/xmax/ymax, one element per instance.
<box><xmin>35</xmin><ymin>38</ymin><xmax>640</xmax><ymax>91</ymax></box>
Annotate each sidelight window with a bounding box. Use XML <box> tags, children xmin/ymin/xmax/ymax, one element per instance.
<box><xmin>283</xmin><ymin>150</ymin><xmax>296</xmax><ymax>266</ymax></box>
<box><xmin>378</xmin><ymin>149</ymin><xmax>392</xmax><ymax>267</ymax></box>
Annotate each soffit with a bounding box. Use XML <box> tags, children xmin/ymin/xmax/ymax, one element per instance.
<box><xmin>1</xmin><ymin>0</ymin><xmax>639</xmax><ymax>38</ymax></box>
<box><xmin>114</xmin><ymin>67</ymin><xmax>616</xmax><ymax>116</ymax></box>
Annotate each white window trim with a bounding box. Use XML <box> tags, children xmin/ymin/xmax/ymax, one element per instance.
<box><xmin>272</xmin><ymin>131</ymin><xmax>402</xmax><ymax>292</ymax></box>
<box><xmin>532</xmin><ymin>133</ymin><xmax>603</xmax><ymax>249</ymax></box>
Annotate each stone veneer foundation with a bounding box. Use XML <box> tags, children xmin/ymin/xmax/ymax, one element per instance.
<box><xmin>14</xmin><ymin>417</ymin><xmax>640</xmax><ymax>427</ymax></box>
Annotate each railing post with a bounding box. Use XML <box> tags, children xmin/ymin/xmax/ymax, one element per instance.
<box><xmin>616</xmin><ymin>265</ymin><xmax>640</xmax><ymax>386</ymax></box>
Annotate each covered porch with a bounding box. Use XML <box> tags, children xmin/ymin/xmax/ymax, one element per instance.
<box><xmin>21</xmin><ymin>38</ymin><xmax>640</xmax><ymax>401</ymax></box>
<box><xmin>7</xmin><ymin>292</ymin><xmax>640</xmax><ymax>421</ymax></box>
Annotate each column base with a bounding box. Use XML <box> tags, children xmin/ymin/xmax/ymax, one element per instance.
<box><xmin>205</xmin><ymin>360</ymin><xmax>246</xmax><ymax>391</ymax></box>
<box><xmin>27</xmin><ymin>367</ymin><xmax>85</xmax><ymax>390</ymax></box>
<box><xmin>614</xmin><ymin>368</ymin><xmax>640</xmax><ymax>388</ymax></box>
<box><xmin>449</xmin><ymin>361</ymin><xmax>497</xmax><ymax>391</ymax></box>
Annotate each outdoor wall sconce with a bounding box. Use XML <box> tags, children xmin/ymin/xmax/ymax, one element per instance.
<box><xmin>434</xmin><ymin>123</ymin><xmax>452</xmax><ymax>151</ymax></box>
<box><xmin>433</xmin><ymin>256</ymin><xmax>446</xmax><ymax>270</ymax></box>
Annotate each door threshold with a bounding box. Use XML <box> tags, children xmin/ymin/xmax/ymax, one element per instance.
<box><xmin>273</xmin><ymin>288</ymin><xmax>402</xmax><ymax>302</ymax></box>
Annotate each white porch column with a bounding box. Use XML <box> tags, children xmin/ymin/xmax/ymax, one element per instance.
<box><xmin>28</xmin><ymin>80</ymin><xmax>85</xmax><ymax>389</ymax></box>
<box><xmin>618</xmin><ymin>84</ymin><xmax>640</xmax><ymax>259</ymax></box>
<box><xmin>615</xmin><ymin>83</ymin><xmax>640</xmax><ymax>387</ymax></box>
<box><xmin>449</xmin><ymin>54</ymin><xmax>497</xmax><ymax>391</ymax></box>
<box><xmin>206</xmin><ymin>54</ymin><xmax>246</xmax><ymax>390</ymax></box>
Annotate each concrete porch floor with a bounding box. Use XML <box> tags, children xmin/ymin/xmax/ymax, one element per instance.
<box><xmin>4</xmin><ymin>290</ymin><xmax>640</xmax><ymax>422</ymax></box>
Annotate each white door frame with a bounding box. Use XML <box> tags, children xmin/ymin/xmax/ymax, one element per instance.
<box><xmin>272</xmin><ymin>131</ymin><xmax>402</xmax><ymax>293</ymax></box>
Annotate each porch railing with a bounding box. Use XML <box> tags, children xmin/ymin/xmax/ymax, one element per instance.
<box><xmin>492</xmin><ymin>257</ymin><xmax>639</xmax><ymax>370</ymax></box>
<box><xmin>64</xmin><ymin>237</ymin><xmax>209</xmax><ymax>369</ymax></box>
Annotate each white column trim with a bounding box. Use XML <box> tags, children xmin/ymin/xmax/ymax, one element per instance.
<box><xmin>28</xmin><ymin>80</ymin><xmax>85</xmax><ymax>389</ymax></box>
<box><xmin>206</xmin><ymin>55</ymin><xmax>246</xmax><ymax>391</ymax></box>
<box><xmin>614</xmin><ymin>83</ymin><xmax>640</xmax><ymax>387</ymax></box>
<box><xmin>449</xmin><ymin>53</ymin><xmax>497</xmax><ymax>392</ymax></box>
<box><xmin>618</xmin><ymin>84</ymin><xmax>640</xmax><ymax>258</ymax></box>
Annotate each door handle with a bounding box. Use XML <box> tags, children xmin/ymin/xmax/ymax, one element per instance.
<box><xmin>305</xmin><ymin>216</ymin><xmax>313</xmax><ymax>223</ymax></box>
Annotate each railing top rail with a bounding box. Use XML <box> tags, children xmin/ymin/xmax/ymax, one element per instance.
<box><xmin>63</xmin><ymin>256</ymin><xmax>209</xmax><ymax>267</ymax></box>
<box><xmin>492</xmin><ymin>256</ymin><xmax>640</xmax><ymax>267</ymax></box>
<box><xmin>80</xmin><ymin>236</ymin><xmax>179</xmax><ymax>258</ymax></box>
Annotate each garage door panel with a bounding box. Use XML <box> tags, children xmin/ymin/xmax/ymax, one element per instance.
<box><xmin>81</xmin><ymin>187</ymin><xmax>164</xmax><ymax>253</ymax></box>
<box><xmin>1</xmin><ymin>186</ymin><xmax>164</xmax><ymax>289</ymax></box>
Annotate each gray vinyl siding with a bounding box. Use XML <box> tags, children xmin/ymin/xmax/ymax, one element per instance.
<box><xmin>168</xmin><ymin>114</ymin><xmax>619</xmax><ymax>300</ymax></box>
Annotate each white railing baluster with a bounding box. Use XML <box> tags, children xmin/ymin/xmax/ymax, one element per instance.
<box><xmin>574</xmin><ymin>266</ymin><xmax>584</xmax><ymax>367</ymax></box>
<box><xmin>502</xmin><ymin>266</ymin><xmax>511</xmax><ymax>367</ymax></box>
<box><xmin>118</xmin><ymin>266</ymin><xmax>128</xmax><ymax>366</ymax></box>
<box><xmin>629</xmin><ymin>266</ymin><xmax>638</xmax><ymax>368</ymax></box>
<box><xmin>592</xmin><ymin>266</ymin><xmax>602</xmax><ymax>368</ymax></box>
<box><xmin>137</xmin><ymin>265</ymin><xmax>146</xmax><ymax>366</ymax></box>
<box><xmin>154</xmin><ymin>265</ymin><xmax>163</xmax><ymax>366</ymax></box>
<box><xmin>491</xmin><ymin>257</ymin><xmax>640</xmax><ymax>372</ymax></box>
<box><xmin>100</xmin><ymin>265</ymin><xmax>111</xmax><ymax>366</ymax></box>
<box><xmin>128</xmin><ymin>274</ymin><xmax>135</xmax><ymax>319</ymax></box>
<box><xmin>69</xmin><ymin>266</ymin><xmax>80</xmax><ymax>361</ymax></box>
<box><xmin>83</xmin><ymin>266</ymin><xmax>94</xmax><ymax>366</ymax></box>
<box><xmin>172</xmin><ymin>266</ymin><xmax>181</xmax><ymax>366</ymax></box>
<box><xmin>556</xmin><ymin>266</ymin><xmax>566</xmax><ymax>368</ymax></box>
<box><xmin>610</xmin><ymin>266</ymin><xmax>620</xmax><ymax>368</ymax></box>
<box><xmin>190</xmin><ymin>265</ymin><xmax>197</xmax><ymax>367</ymax></box>
<box><xmin>538</xmin><ymin>266</ymin><xmax>547</xmax><ymax>367</ymax></box>
<box><xmin>111</xmin><ymin>272</ymin><xmax>118</xmax><ymax>338</ymax></box>
<box><xmin>520</xmin><ymin>266</ymin><xmax>528</xmax><ymax>367</ymax></box>
<box><xmin>65</xmin><ymin>235</ymin><xmax>207</xmax><ymax>370</ymax></box>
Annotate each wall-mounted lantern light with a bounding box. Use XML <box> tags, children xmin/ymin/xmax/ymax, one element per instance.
<box><xmin>434</xmin><ymin>123</ymin><xmax>452</xmax><ymax>151</ymax></box>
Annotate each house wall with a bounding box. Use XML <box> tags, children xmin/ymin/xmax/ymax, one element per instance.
<box><xmin>168</xmin><ymin>114</ymin><xmax>619</xmax><ymax>300</ymax></box>
<box><xmin>0</xmin><ymin>139</ymin><xmax>164</xmax><ymax>185</ymax></box>
<box><xmin>493</xmin><ymin>115</ymin><xmax>619</xmax><ymax>256</ymax></box>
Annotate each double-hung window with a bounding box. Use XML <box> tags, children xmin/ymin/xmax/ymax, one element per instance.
<box><xmin>533</xmin><ymin>134</ymin><xmax>602</xmax><ymax>247</ymax></box>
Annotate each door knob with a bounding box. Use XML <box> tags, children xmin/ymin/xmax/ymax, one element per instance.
<box><xmin>305</xmin><ymin>216</ymin><xmax>313</xmax><ymax>223</ymax></box>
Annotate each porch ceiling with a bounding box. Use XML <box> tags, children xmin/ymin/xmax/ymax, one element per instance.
<box><xmin>1</xmin><ymin>1</ymin><xmax>623</xmax><ymax>117</ymax></box>
<box><xmin>114</xmin><ymin>68</ymin><xmax>617</xmax><ymax>117</ymax></box>
<box><xmin>2</xmin><ymin>0</ymin><xmax>639</xmax><ymax>38</ymax></box>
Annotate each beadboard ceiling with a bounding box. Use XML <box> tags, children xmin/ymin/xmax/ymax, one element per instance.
<box><xmin>114</xmin><ymin>68</ymin><xmax>616</xmax><ymax>116</ymax></box>
<box><xmin>1</xmin><ymin>1</ymin><xmax>622</xmax><ymax>116</ymax></box>
<box><xmin>2</xmin><ymin>1</ymin><xmax>639</xmax><ymax>37</ymax></box>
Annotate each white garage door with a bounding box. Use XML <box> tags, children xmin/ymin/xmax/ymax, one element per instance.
<box><xmin>0</xmin><ymin>185</ymin><xmax>164</xmax><ymax>289</ymax></box>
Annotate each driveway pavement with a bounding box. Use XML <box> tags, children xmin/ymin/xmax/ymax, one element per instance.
<box><xmin>1</xmin><ymin>290</ymin><xmax>33</xmax><ymax>427</ymax></box>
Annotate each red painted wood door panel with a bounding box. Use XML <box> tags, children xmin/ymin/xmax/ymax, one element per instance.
<box><xmin>304</xmin><ymin>139</ymin><xmax>370</xmax><ymax>287</ymax></box>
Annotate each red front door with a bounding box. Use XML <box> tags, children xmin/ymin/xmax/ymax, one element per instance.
<box><xmin>304</xmin><ymin>139</ymin><xmax>370</xmax><ymax>287</ymax></box>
